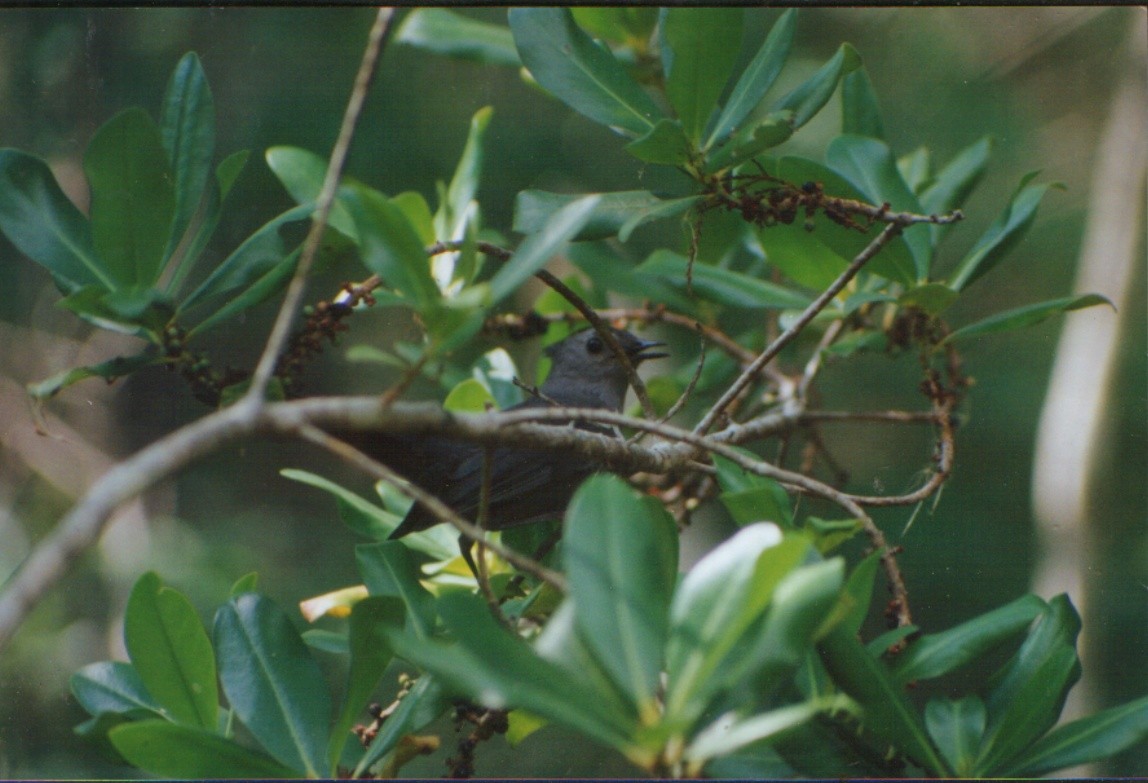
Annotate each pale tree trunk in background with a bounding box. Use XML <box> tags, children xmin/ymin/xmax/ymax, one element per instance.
<box><xmin>1031</xmin><ymin>11</ymin><xmax>1146</xmax><ymax>776</ymax></box>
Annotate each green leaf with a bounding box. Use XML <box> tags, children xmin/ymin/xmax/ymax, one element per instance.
<box><xmin>443</xmin><ymin>378</ymin><xmax>496</xmax><ymax>413</ymax></box>
<box><xmin>123</xmin><ymin>572</ymin><xmax>218</xmax><ymax>731</ymax></box>
<box><xmin>771</xmin><ymin>43</ymin><xmax>861</xmax><ymax>130</ymax></box>
<box><xmin>327</xmin><ymin>596</ymin><xmax>404</xmax><ymax>774</ymax></box>
<box><xmin>71</xmin><ymin>661</ymin><xmax>162</xmax><ymax>718</ymax></box>
<box><xmin>841</xmin><ymin>67</ymin><xmax>884</xmax><ymax>139</ymax></box>
<box><xmin>686</xmin><ymin>699</ymin><xmax>831</xmax><ymax>763</ymax></box>
<box><xmin>266</xmin><ymin>146</ymin><xmax>356</xmax><ymax>239</ymax></box>
<box><xmin>705</xmin><ymin>111</ymin><xmax>794</xmax><ymax>172</ymax></box>
<box><xmin>572</xmin><ymin>8</ymin><xmax>658</xmax><ymax>46</ymax></box>
<box><xmin>0</xmin><ymin>149</ymin><xmax>109</xmax><ymax>292</ymax></box>
<box><xmin>920</xmin><ymin>136</ymin><xmax>991</xmax><ymax>242</ymax></box>
<box><xmin>386</xmin><ymin>591</ymin><xmax>639</xmax><ymax>754</ymax></box>
<box><xmin>442</xmin><ymin>106</ymin><xmax>492</xmax><ymax>241</ymax></box>
<box><xmin>714</xmin><ymin>452</ymin><xmax>793</xmax><ymax>527</ymax></box>
<box><xmin>837</xmin><ymin>549</ymin><xmax>881</xmax><ymax>637</ymax></box>
<box><xmin>213</xmin><ymin>593</ymin><xmax>332</xmax><ymax>777</ymax></box>
<box><xmin>563</xmin><ymin>475</ymin><xmax>678</xmax><ymax>716</ymax></box>
<box><xmin>567</xmin><ymin>242</ymin><xmax>697</xmax><ymax>314</ymax></box>
<box><xmin>342</xmin><ymin>185</ymin><xmax>439</xmax><ymax>307</ymax></box>
<box><xmin>665</xmin><ymin>525</ymin><xmax>806</xmax><ymax>724</ymax></box>
<box><xmin>943</xmin><ymin>293</ymin><xmax>1113</xmax><ymax>345</ymax></box>
<box><xmin>975</xmin><ymin>595</ymin><xmax>1082</xmax><ymax>775</ymax></box>
<box><xmin>898</xmin><ymin>147</ymin><xmax>932</xmax><ymax>194</ymax></box>
<box><xmin>514</xmin><ymin>189</ymin><xmax>691</xmax><ymax>242</ymax></box>
<box><xmin>948</xmin><ymin>173</ymin><xmax>1057</xmax><ymax>292</ymax></box>
<box><xmin>926</xmin><ymin>696</ymin><xmax>986</xmax><ymax>776</ymax></box>
<box><xmin>355</xmin><ymin>541</ymin><xmax>436</xmax><ymax>640</ymax></box>
<box><xmin>817</xmin><ymin>625</ymin><xmax>951</xmax><ymax>775</ymax></box>
<box><xmin>509</xmin><ymin>8</ymin><xmax>663</xmax><ymax>137</ymax></box>
<box><xmin>889</xmin><ymin>593</ymin><xmax>1047</xmax><ymax>685</ymax></box>
<box><xmin>181</xmin><ymin>203</ymin><xmax>312</xmax><ymax>314</ymax></box>
<box><xmin>230</xmin><ymin>572</ymin><xmax>259</xmax><ymax>597</ymax></box>
<box><xmin>663</xmin><ymin>8</ymin><xmax>743</xmax><ymax>143</ymax></box>
<box><xmin>110</xmin><ymin>720</ymin><xmax>301</xmax><ymax>779</ymax></box>
<box><xmin>84</xmin><ymin>108</ymin><xmax>175</xmax><ymax>287</ymax></box>
<box><xmin>804</xmin><ymin>517</ymin><xmax>864</xmax><ymax>554</ymax></box>
<box><xmin>490</xmin><ymin>194</ymin><xmax>600</xmax><ymax>304</ymax></box>
<box><xmin>281</xmin><ymin>468</ymin><xmax>403</xmax><ymax>541</ymax></box>
<box><xmin>159</xmin><ymin>52</ymin><xmax>215</xmax><ymax>264</ymax></box>
<box><xmin>352</xmin><ymin>675</ymin><xmax>450</xmax><ymax>777</ymax></box>
<box><xmin>757</xmin><ymin>156</ymin><xmax>917</xmax><ymax>286</ymax></box>
<box><xmin>188</xmin><ymin>248</ymin><xmax>300</xmax><ymax>338</ymax></box>
<box><xmin>396</xmin><ymin>9</ymin><xmax>520</xmax><ymax>67</ymax></box>
<box><xmin>624</xmin><ymin>119</ymin><xmax>694</xmax><ymax>165</ymax></box>
<box><xmin>899</xmin><ymin>282</ymin><xmax>959</xmax><ymax>315</ymax></box>
<box><xmin>27</xmin><ymin>350</ymin><xmax>158</xmax><ymax>400</ymax></box>
<box><xmin>1001</xmin><ymin>694</ymin><xmax>1148</xmax><ymax>778</ymax></box>
<box><xmin>826</xmin><ymin>134</ymin><xmax>930</xmax><ymax>280</ymax></box>
<box><xmin>636</xmin><ymin>250</ymin><xmax>812</xmax><ymax>310</ymax></box>
<box><xmin>707</xmin><ymin>9</ymin><xmax>796</xmax><ymax>148</ymax></box>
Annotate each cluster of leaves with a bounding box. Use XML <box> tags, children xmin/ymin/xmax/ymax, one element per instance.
<box><xmin>72</xmin><ymin>473</ymin><xmax>1148</xmax><ymax>778</ymax></box>
<box><xmin>1</xmin><ymin>5</ymin><xmax>1134</xmax><ymax>778</ymax></box>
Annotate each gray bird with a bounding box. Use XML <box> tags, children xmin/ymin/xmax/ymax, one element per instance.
<box><xmin>339</xmin><ymin>327</ymin><xmax>666</xmax><ymax>546</ymax></box>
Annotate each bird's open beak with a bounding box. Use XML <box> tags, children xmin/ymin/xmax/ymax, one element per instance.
<box><xmin>631</xmin><ymin>338</ymin><xmax>669</xmax><ymax>364</ymax></box>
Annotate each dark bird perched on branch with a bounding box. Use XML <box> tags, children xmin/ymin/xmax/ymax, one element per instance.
<box><xmin>335</xmin><ymin>327</ymin><xmax>666</xmax><ymax>569</ymax></box>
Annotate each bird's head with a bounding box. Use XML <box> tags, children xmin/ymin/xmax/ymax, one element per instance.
<box><xmin>539</xmin><ymin>327</ymin><xmax>667</xmax><ymax>411</ymax></box>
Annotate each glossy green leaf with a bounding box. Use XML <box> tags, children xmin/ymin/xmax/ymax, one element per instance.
<box><xmin>1001</xmin><ymin>694</ymin><xmax>1148</xmax><ymax>778</ymax></box>
<box><xmin>899</xmin><ymin>282</ymin><xmax>959</xmax><ymax>315</ymax></box>
<box><xmin>771</xmin><ymin>43</ymin><xmax>861</xmax><ymax>130</ymax></box>
<box><xmin>514</xmin><ymin>189</ymin><xmax>689</xmax><ymax>242</ymax></box>
<box><xmin>327</xmin><ymin>596</ymin><xmax>404</xmax><ymax>774</ymax></box>
<box><xmin>715</xmin><ymin>453</ymin><xmax>793</xmax><ymax>527</ymax></box>
<box><xmin>943</xmin><ymin>293</ymin><xmax>1113</xmax><ymax>345</ymax></box>
<box><xmin>624</xmin><ymin>119</ymin><xmax>693</xmax><ymax>165</ymax></box>
<box><xmin>491</xmin><ymin>194</ymin><xmax>599</xmax><ymax>304</ymax></box>
<box><xmin>636</xmin><ymin>250</ymin><xmax>812</xmax><ymax>310</ymax></box>
<box><xmin>281</xmin><ymin>469</ymin><xmax>402</xmax><ymax>541</ymax></box>
<box><xmin>686</xmin><ymin>699</ymin><xmax>831</xmax><ymax>763</ymax></box>
<box><xmin>826</xmin><ymin>134</ymin><xmax>930</xmax><ymax>280</ymax></box>
<box><xmin>889</xmin><ymin>593</ymin><xmax>1046</xmax><ymax>685</ymax></box>
<box><xmin>213</xmin><ymin>593</ymin><xmax>332</xmax><ymax>777</ymax></box>
<box><xmin>898</xmin><ymin>146</ymin><xmax>932</xmax><ymax>194</ymax></box>
<box><xmin>61</xmin><ymin>286</ymin><xmax>175</xmax><ymax>334</ymax></box>
<box><xmin>396</xmin><ymin>9</ymin><xmax>520</xmax><ymax>67</ymax></box>
<box><xmin>355</xmin><ymin>541</ymin><xmax>436</xmax><ymax>640</ymax></box>
<box><xmin>567</xmin><ymin>242</ymin><xmax>696</xmax><ymax>314</ymax></box>
<box><xmin>352</xmin><ymin>675</ymin><xmax>450</xmax><ymax>777</ymax></box>
<box><xmin>187</xmin><ymin>248</ymin><xmax>300</xmax><ymax>338</ymax></box>
<box><xmin>387</xmin><ymin>591</ymin><xmax>638</xmax><ymax>753</ymax></box>
<box><xmin>948</xmin><ymin>173</ymin><xmax>1057</xmax><ymax>291</ymax></box>
<box><xmin>27</xmin><ymin>350</ymin><xmax>158</xmax><ymax>400</ymax></box>
<box><xmin>71</xmin><ymin>661</ymin><xmax>162</xmax><ymax>718</ymax></box>
<box><xmin>159</xmin><ymin>52</ymin><xmax>215</xmax><ymax>263</ymax></box>
<box><xmin>230</xmin><ymin>572</ymin><xmax>259</xmax><ymax>597</ymax></box>
<box><xmin>442</xmin><ymin>106</ymin><xmax>491</xmax><ymax>240</ymax></box>
<box><xmin>758</xmin><ymin>156</ymin><xmax>917</xmax><ymax>286</ymax></box>
<box><xmin>618</xmin><ymin>196</ymin><xmax>701</xmax><ymax>242</ymax></box>
<box><xmin>110</xmin><ymin>720</ymin><xmax>301</xmax><ymax>779</ymax></box>
<box><xmin>509</xmin><ymin>8</ymin><xmax>663</xmax><ymax>137</ymax></box>
<box><xmin>920</xmin><ymin>136</ymin><xmax>991</xmax><ymax>241</ymax></box>
<box><xmin>342</xmin><ymin>185</ymin><xmax>439</xmax><ymax>308</ymax></box>
<box><xmin>975</xmin><ymin>595</ymin><xmax>1082</xmax><ymax>775</ymax></box>
<box><xmin>837</xmin><ymin>549</ymin><xmax>881</xmax><ymax>638</ymax></box>
<box><xmin>0</xmin><ymin>149</ymin><xmax>109</xmax><ymax>292</ymax></box>
<box><xmin>181</xmin><ymin>203</ymin><xmax>311</xmax><ymax>314</ymax></box>
<box><xmin>804</xmin><ymin>517</ymin><xmax>864</xmax><ymax>554</ymax></box>
<box><xmin>707</xmin><ymin>9</ymin><xmax>796</xmax><ymax>148</ymax></box>
<box><xmin>563</xmin><ymin>475</ymin><xmax>678</xmax><ymax>715</ymax></box>
<box><xmin>705</xmin><ymin>111</ymin><xmax>794</xmax><ymax>172</ymax></box>
<box><xmin>817</xmin><ymin>625</ymin><xmax>951</xmax><ymax>775</ymax></box>
<box><xmin>84</xmin><ymin>108</ymin><xmax>175</xmax><ymax>287</ymax></box>
<box><xmin>926</xmin><ymin>695</ymin><xmax>986</xmax><ymax>776</ymax></box>
<box><xmin>663</xmin><ymin>8</ymin><xmax>743</xmax><ymax>143</ymax></box>
<box><xmin>571</xmin><ymin>7</ymin><xmax>658</xmax><ymax>45</ymax></box>
<box><xmin>303</xmin><ymin>629</ymin><xmax>349</xmax><ymax>655</ymax></box>
<box><xmin>665</xmin><ymin>525</ymin><xmax>805</xmax><ymax>724</ymax></box>
<box><xmin>266</xmin><ymin>146</ymin><xmax>356</xmax><ymax>239</ymax></box>
<box><xmin>443</xmin><ymin>378</ymin><xmax>496</xmax><ymax>413</ymax></box>
<box><xmin>841</xmin><ymin>67</ymin><xmax>884</xmax><ymax>139</ymax></box>
<box><xmin>123</xmin><ymin>572</ymin><xmax>218</xmax><ymax>731</ymax></box>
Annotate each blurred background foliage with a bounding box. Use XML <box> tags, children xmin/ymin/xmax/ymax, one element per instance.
<box><xmin>0</xmin><ymin>6</ymin><xmax>1142</xmax><ymax>777</ymax></box>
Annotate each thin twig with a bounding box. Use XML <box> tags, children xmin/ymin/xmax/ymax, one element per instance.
<box><xmin>246</xmin><ymin>8</ymin><xmax>395</xmax><ymax>404</ymax></box>
<box><xmin>694</xmin><ymin>222</ymin><xmax>903</xmax><ymax>436</ymax></box>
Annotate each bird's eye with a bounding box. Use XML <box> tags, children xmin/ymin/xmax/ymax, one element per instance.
<box><xmin>586</xmin><ymin>335</ymin><xmax>604</xmax><ymax>354</ymax></box>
